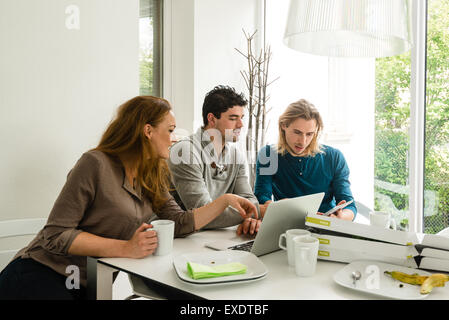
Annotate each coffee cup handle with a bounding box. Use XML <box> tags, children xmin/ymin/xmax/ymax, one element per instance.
<box><xmin>389</xmin><ymin>218</ymin><xmax>397</xmax><ymax>230</ymax></box>
<box><xmin>279</xmin><ymin>233</ymin><xmax>287</xmax><ymax>250</ymax></box>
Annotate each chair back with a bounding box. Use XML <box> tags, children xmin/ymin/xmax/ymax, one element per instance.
<box><xmin>354</xmin><ymin>201</ymin><xmax>372</xmax><ymax>218</ymax></box>
<box><xmin>0</xmin><ymin>218</ymin><xmax>46</xmax><ymax>271</ymax></box>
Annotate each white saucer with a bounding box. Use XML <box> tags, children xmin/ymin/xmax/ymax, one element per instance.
<box><xmin>333</xmin><ymin>260</ymin><xmax>432</xmax><ymax>300</ymax></box>
<box><xmin>173</xmin><ymin>250</ymin><xmax>268</xmax><ymax>285</ymax></box>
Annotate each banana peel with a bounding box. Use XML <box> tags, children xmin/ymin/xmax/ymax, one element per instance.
<box><xmin>420</xmin><ymin>274</ymin><xmax>449</xmax><ymax>295</ymax></box>
<box><xmin>384</xmin><ymin>271</ymin><xmax>428</xmax><ymax>285</ymax></box>
<box><xmin>384</xmin><ymin>270</ymin><xmax>449</xmax><ymax>295</ymax></box>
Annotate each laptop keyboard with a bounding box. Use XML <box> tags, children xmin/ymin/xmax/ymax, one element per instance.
<box><xmin>228</xmin><ymin>240</ymin><xmax>254</xmax><ymax>252</ymax></box>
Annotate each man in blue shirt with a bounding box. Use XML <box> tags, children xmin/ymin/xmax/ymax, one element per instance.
<box><xmin>253</xmin><ymin>99</ymin><xmax>357</xmax><ymax>223</ymax></box>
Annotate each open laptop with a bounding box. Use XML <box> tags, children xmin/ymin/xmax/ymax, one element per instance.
<box><xmin>205</xmin><ymin>192</ymin><xmax>325</xmax><ymax>257</ymax></box>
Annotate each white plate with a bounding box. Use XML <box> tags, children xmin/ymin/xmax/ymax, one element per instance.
<box><xmin>173</xmin><ymin>250</ymin><xmax>268</xmax><ymax>285</ymax></box>
<box><xmin>333</xmin><ymin>260</ymin><xmax>432</xmax><ymax>300</ymax></box>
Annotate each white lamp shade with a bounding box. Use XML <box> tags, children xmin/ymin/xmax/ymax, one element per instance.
<box><xmin>284</xmin><ymin>0</ymin><xmax>413</xmax><ymax>57</ymax></box>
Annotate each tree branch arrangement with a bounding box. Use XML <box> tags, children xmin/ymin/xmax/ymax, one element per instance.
<box><xmin>235</xmin><ymin>29</ymin><xmax>279</xmax><ymax>188</ymax></box>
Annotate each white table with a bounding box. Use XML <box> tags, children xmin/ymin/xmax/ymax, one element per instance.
<box><xmin>87</xmin><ymin>227</ymin><xmax>449</xmax><ymax>300</ymax></box>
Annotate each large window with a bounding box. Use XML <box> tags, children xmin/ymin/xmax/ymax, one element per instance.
<box><xmin>374</xmin><ymin>52</ymin><xmax>411</xmax><ymax>231</ymax></box>
<box><xmin>423</xmin><ymin>0</ymin><xmax>449</xmax><ymax>234</ymax></box>
<box><xmin>139</xmin><ymin>0</ymin><xmax>162</xmax><ymax>96</ymax></box>
<box><xmin>373</xmin><ymin>0</ymin><xmax>449</xmax><ymax>234</ymax></box>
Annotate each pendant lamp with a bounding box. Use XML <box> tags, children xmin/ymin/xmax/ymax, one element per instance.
<box><xmin>283</xmin><ymin>0</ymin><xmax>413</xmax><ymax>58</ymax></box>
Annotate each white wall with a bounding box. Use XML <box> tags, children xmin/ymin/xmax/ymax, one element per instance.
<box><xmin>263</xmin><ymin>0</ymin><xmax>329</xmax><ymax>134</ymax></box>
<box><xmin>164</xmin><ymin>0</ymin><xmax>260</xmax><ymax>136</ymax></box>
<box><xmin>0</xmin><ymin>0</ymin><xmax>139</xmax><ymax>222</ymax></box>
<box><xmin>262</xmin><ymin>0</ymin><xmax>375</xmax><ymax>209</ymax></box>
<box><xmin>163</xmin><ymin>0</ymin><xmax>196</xmax><ymax>134</ymax></box>
<box><xmin>194</xmin><ymin>0</ymin><xmax>260</xmax><ymax>131</ymax></box>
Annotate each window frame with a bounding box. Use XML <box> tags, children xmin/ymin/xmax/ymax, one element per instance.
<box><xmin>409</xmin><ymin>0</ymin><xmax>428</xmax><ymax>233</ymax></box>
<box><xmin>139</xmin><ymin>0</ymin><xmax>163</xmax><ymax>97</ymax></box>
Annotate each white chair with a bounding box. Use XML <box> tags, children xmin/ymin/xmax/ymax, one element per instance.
<box><xmin>0</xmin><ymin>218</ymin><xmax>47</xmax><ymax>271</ymax></box>
<box><xmin>354</xmin><ymin>201</ymin><xmax>372</xmax><ymax>224</ymax></box>
<box><xmin>374</xmin><ymin>179</ymin><xmax>439</xmax><ymax>220</ymax></box>
<box><xmin>355</xmin><ymin>201</ymin><xmax>372</xmax><ymax>217</ymax></box>
<box><xmin>437</xmin><ymin>227</ymin><xmax>449</xmax><ymax>237</ymax></box>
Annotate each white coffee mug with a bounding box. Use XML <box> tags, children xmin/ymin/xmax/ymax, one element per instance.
<box><xmin>369</xmin><ymin>211</ymin><xmax>397</xmax><ymax>230</ymax></box>
<box><xmin>147</xmin><ymin>219</ymin><xmax>175</xmax><ymax>256</ymax></box>
<box><xmin>279</xmin><ymin>229</ymin><xmax>311</xmax><ymax>266</ymax></box>
<box><xmin>292</xmin><ymin>235</ymin><xmax>319</xmax><ymax>277</ymax></box>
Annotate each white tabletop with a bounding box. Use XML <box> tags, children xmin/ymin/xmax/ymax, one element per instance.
<box><xmin>98</xmin><ymin>227</ymin><xmax>449</xmax><ymax>300</ymax></box>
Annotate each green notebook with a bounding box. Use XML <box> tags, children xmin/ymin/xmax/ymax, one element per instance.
<box><xmin>186</xmin><ymin>261</ymin><xmax>247</xmax><ymax>280</ymax></box>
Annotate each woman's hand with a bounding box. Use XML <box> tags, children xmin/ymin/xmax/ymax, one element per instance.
<box><xmin>225</xmin><ymin>194</ymin><xmax>258</xmax><ymax>220</ymax></box>
<box><xmin>123</xmin><ymin>223</ymin><xmax>158</xmax><ymax>258</ymax></box>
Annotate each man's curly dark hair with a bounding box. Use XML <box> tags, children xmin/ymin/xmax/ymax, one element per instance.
<box><xmin>202</xmin><ymin>85</ymin><xmax>248</xmax><ymax>127</ymax></box>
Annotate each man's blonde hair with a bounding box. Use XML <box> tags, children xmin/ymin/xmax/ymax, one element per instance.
<box><xmin>277</xmin><ymin>99</ymin><xmax>324</xmax><ymax>156</ymax></box>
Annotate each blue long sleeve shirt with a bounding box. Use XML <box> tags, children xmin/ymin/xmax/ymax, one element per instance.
<box><xmin>254</xmin><ymin>144</ymin><xmax>357</xmax><ymax>217</ymax></box>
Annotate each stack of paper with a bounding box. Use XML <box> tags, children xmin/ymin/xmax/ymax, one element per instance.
<box><xmin>308</xmin><ymin>227</ymin><xmax>418</xmax><ymax>268</ymax></box>
<box><xmin>305</xmin><ymin>214</ymin><xmax>421</xmax><ymax>268</ymax></box>
<box><xmin>415</xmin><ymin>232</ymin><xmax>449</xmax><ymax>272</ymax></box>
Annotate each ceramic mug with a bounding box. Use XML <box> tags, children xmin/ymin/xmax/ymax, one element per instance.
<box><xmin>279</xmin><ymin>229</ymin><xmax>311</xmax><ymax>266</ymax></box>
<box><xmin>292</xmin><ymin>235</ymin><xmax>319</xmax><ymax>277</ymax></box>
<box><xmin>369</xmin><ymin>211</ymin><xmax>397</xmax><ymax>230</ymax></box>
<box><xmin>147</xmin><ymin>219</ymin><xmax>175</xmax><ymax>256</ymax></box>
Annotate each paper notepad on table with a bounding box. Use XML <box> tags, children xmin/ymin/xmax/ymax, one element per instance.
<box><xmin>416</xmin><ymin>231</ymin><xmax>449</xmax><ymax>272</ymax></box>
<box><xmin>416</xmin><ymin>232</ymin><xmax>449</xmax><ymax>251</ymax></box>
<box><xmin>306</xmin><ymin>213</ymin><xmax>449</xmax><ymax>272</ymax></box>
<box><xmin>418</xmin><ymin>257</ymin><xmax>449</xmax><ymax>272</ymax></box>
<box><xmin>305</xmin><ymin>213</ymin><xmax>419</xmax><ymax>245</ymax></box>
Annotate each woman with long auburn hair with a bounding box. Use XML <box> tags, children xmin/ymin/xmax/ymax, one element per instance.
<box><xmin>0</xmin><ymin>96</ymin><xmax>257</xmax><ymax>300</ymax></box>
<box><xmin>95</xmin><ymin>96</ymin><xmax>174</xmax><ymax>211</ymax></box>
<box><xmin>254</xmin><ymin>99</ymin><xmax>356</xmax><ymax>221</ymax></box>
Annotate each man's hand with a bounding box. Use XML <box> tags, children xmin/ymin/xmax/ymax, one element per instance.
<box><xmin>317</xmin><ymin>200</ymin><xmax>354</xmax><ymax>221</ymax></box>
<box><xmin>236</xmin><ymin>218</ymin><xmax>261</xmax><ymax>236</ymax></box>
<box><xmin>259</xmin><ymin>200</ymin><xmax>272</xmax><ymax>218</ymax></box>
<box><xmin>226</xmin><ymin>194</ymin><xmax>258</xmax><ymax>220</ymax></box>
